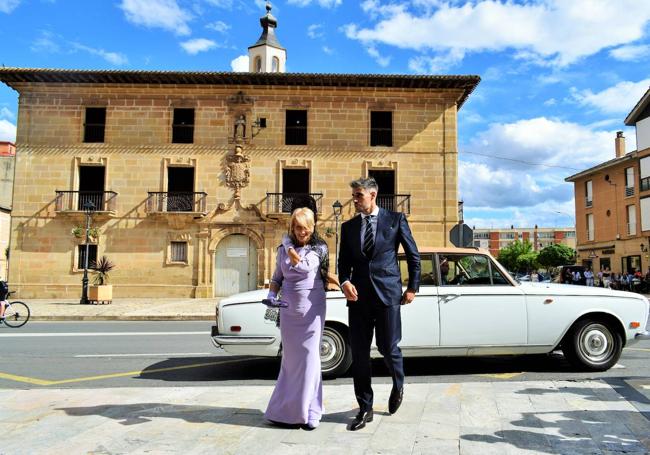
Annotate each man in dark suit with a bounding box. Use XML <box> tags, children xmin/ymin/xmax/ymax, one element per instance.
<box><xmin>338</xmin><ymin>177</ymin><xmax>420</xmax><ymax>431</ymax></box>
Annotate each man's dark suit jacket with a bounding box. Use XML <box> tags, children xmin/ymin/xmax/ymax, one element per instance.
<box><xmin>338</xmin><ymin>208</ymin><xmax>420</xmax><ymax>306</ymax></box>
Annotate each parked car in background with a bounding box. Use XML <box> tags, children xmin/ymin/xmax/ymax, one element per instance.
<box><xmin>211</xmin><ymin>248</ymin><xmax>650</xmax><ymax>377</ymax></box>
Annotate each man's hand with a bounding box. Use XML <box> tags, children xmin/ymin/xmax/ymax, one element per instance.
<box><xmin>341</xmin><ymin>281</ymin><xmax>358</xmax><ymax>301</ymax></box>
<box><xmin>401</xmin><ymin>289</ymin><xmax>416</xmax><ymax>305</ymax></box>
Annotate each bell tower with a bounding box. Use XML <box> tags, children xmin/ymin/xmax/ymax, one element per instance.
<box><xmin>248</xmin><ymin>1</ymin><xmax>286</xmax><ymax>73</ymax></box>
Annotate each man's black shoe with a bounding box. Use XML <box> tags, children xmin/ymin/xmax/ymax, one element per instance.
<box><xmin>349</xmin><ymin>409</ymin><xmax>373</xmax><ymax>431</ymax></box>
<box><xmin>388</xmin><ymin>387</ymin><xmax>403</xmax><ymax>414</ymax></box>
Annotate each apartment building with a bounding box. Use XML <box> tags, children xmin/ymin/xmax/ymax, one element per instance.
<box><xmin>566</xmin><ymin>87</ymin><xmax>650</xmax><ymax>273</ymax></box>
<box><xmin>0</xmin><ymin>6</ymin><xmax>479</xmax><ymax>298</ymax></box>
<box><xmin>473</xmin><ymin>226</ymin><xmax>576</xmax><ymax>256</ymax></box>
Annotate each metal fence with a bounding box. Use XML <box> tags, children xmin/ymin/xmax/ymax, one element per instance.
<box><xmin>266</xmin><ymin>193</ymin><xmax>323</xmax><ymax>214</ymax></box>
<box><xmin>376</xmin><ymin>194</ymin><xmax>411</xmax><ymax>214</ymax></box>
<box><xmin>55</xmin><ymin>191</ymin><xmax>117</xmax><ymax>212</ymax></box>
<box><xmin>146</xmin><ymin>192</ymin><xmax>207</xmax><ymax>213</ymax></box>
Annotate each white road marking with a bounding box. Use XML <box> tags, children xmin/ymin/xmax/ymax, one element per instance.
<box><xmin>74</xmin><ymin>352</ymin><xmax>212</xmax><ymax>358</ymax></box>
<box><xmin>642</xmin><ymin>385</ymin><xmax>650</xmax><ymax>390</ymax></box>
<box><xmin>0</xmin><ymin>331</ymin><xmax>207</xmax><ymax>338</ymax></box>
<box><xmin>612</xmin><ymin>363</ymin><xmax>626</xmax><ymax>369</ymax></box>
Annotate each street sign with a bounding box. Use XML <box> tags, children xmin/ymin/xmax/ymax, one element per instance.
<box><xmin>450</xmin><ymin>223</ymin><xmax>474</xmax><ymax>247</ymax></box>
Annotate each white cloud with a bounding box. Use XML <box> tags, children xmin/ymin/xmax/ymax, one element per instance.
<box><xmin>459</xmin><ymin>117</ymin><xmax>636</xmax><ymax>214</ymax></box>
<box><xmin>204</xmin><ymin>0</ymin><xmax>232</xmax><ymax>8</ymax></box>
<box><xmin>31</xmin><ymin>31</ymin><xmax>60</xmax><ymax>53</ymax></box>
<box><xmin>365</xmin><ymin>44</ymin><xmax>391</xmax><ymax>67</ymax></box>
<box><xmin>206</xmin><ymin>20</ymin><xmax>230</xmax><ymax>33</ymax></box>
<box><xmin>0</xmin><ymin>0</ymin><xmax>21</xmax><ymax>13</ymax></box>
<box><xmin>307</xmin><ymin>24</ymin><xmax>323</xmax><ymax>39</ymax></box>
<box><xmin>408</xmin><ymin>48</ymin><xmax>465</xmax><ymax>73</ymax></box>
<box><xmin>572</xmin><ymin>78</ymin><xmax>650</xmax><ymax>114</ymax></box>
<box><xmin>230</xmin><ymin>55</ymin><xmax>249</xmax><ymax>72</ymax></box>
<box><xmin>180</xmin><ymin>38</ymin><xmax>217</xmax><ymax>55</ymax></box>
<box><xmin>0</xmin><ymin>119</ymin><xmax>16</xmax><ymax>142</ymax></box>
<box><xmin>72</xmin><ymin>43</ymin><xmax>128</xmax><ymax>65</ymax></box>
<box><xmin>287</xmin><ymin>0</ymin><xmax>341</xmax><ymax>7</ymax></box>
<box><xmin>119</xmin><ymin>0</ymin><xmax>192</xmax><ymax>36</ymax></box>
<box><xmin>543</xmin><ymin>98</ymin><xmax>557</xmax><ymax>106</ymax></box>
<box><xmin>0</xmin><ymin>107</ymin><xmax>14</xmax><ymax>120</ymax></box>
<box><xmin>609</xmin><ymin>44</ymin><xmax>650</xmax><ymax>61</ymax></box>
<box><xmin>344</xmin><ymin>0</ymin><xmax>650</xmax><ymax>68</ymax></box>
<box><xmin>322</xmin><ymin>45</ymin><xmax>334</xmax><ymax>55</ymax></box>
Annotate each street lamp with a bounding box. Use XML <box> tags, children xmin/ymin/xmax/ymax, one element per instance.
<box><xmin>332</xmin><ymin>200</ymin><xmax>343</xmax><ymax>267</ymax></box>
<box><xmin>80</xmin><ymin>200</ymin><xmax>96</xmax><ymax>305</ymax></box>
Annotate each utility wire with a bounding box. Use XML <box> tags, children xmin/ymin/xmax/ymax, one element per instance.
<box><xmin>460</xmin><ymin>150</ymin><xmax>582</xmax><ymax>171</ymax></box>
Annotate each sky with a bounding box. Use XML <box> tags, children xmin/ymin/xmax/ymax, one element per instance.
<box><xmin>1</xmin><ymin>0</ymin><xmax>650</xmax><ymax>229</ymax></box>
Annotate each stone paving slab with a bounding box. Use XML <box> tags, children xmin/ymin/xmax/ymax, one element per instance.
<box><xmin>1</xmin><ymin>381</ymin><xmax>649</xmax><ymax>454</ymax></box>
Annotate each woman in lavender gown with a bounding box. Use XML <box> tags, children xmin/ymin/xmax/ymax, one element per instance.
<box><xmin>264</xmin><ymin>207</ymin><xmax>329</xmax><ymax>430</ymax></box>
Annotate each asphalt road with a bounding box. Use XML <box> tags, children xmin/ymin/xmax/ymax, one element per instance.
<box><xmin>0</xmin><ymin>320</ymin><xmax>648</xmax><ymax>389</ymax></box>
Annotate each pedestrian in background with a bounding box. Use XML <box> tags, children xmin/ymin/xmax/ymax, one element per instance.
<box><xmin>584</xmin><ymin>268</ymin><xmax>594</xmax><ymax>287</ymax></box>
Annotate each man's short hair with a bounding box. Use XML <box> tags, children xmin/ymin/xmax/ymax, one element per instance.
<box><xmin>350</xmin><ymin>177</ymin><xmax>379</xmax><ymax>193</ymax></box>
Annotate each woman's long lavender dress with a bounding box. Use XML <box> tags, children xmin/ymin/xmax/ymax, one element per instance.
<box><xmin>264</xmin><ymin>243</ymin><xmax>327</xmax><ymax>426</ymax></box>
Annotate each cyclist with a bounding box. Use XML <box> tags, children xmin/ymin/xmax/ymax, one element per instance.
<box><xmin>0</xmin><ymin>280</ymin><xmax>8</xmax><ymax>322</ymax></box>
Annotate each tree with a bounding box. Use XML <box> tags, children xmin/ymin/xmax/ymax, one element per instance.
<box><xmin>497</xmin><ymin>240</ymin><xmax>538</xmax><ymax>272</ymax></box>
<box><xmin>537</xmin><ymin>243</ymin><xmax>576</xmax><ymax>268</ymax></box>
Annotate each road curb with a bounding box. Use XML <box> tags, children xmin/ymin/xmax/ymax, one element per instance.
<box><xmin>30</xmin><ymin>315</ymin><xmax>214</xmax><ymax>321</ymax></box>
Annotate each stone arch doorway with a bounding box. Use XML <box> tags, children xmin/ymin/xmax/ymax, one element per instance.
<box><xmin>214</xmin><ymin>234</ymin><xmax>258</xmax><ymax>297</ymax></box>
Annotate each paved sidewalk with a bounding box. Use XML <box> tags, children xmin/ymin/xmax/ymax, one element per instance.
<box><xmin>2</xmin><ymin>380</ymin><xmax>650</xmax><ymax>454</ymax></box>
<box><xmin>16</xmin><ymin>298</ymin><xmax>219</xmax><ymax>321</ymax></box>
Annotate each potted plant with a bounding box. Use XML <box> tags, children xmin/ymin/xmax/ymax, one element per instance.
<box><xmin>88</xmin><ymin>256</ymin><xmax>115</xmax><ymax>303</ymax></box>
<box><xmin>71</xmin><ymin>225</ymin><xmax>99</xmax><ymax>241</ymax></box>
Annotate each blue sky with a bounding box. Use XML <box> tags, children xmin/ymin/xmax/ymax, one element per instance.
<box><xmin>1</xmin><ymin>0</ymin><xmax>650</xmax><ymax>229</ymax></box>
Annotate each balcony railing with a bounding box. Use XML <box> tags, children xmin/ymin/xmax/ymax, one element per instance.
<box><xmin>266</xmin><ymin>193</ymin><xmax>323</xmax><ymax>214</ymax></box>
<box><xmin>146</xmin><ymin>192</ymin><xmax>207</xmax><ymax>213</ymax></box>
<box><xmin>55</xmin><ymin>191</ymin><xmax>117</xmax><ymax>212</ymax></box>
<box><xmin>587</xmin><ymin>229</ymin><xmax>594</xmax><ymax>241</ymax></box>
<box><xmin>641</xmin><ymin>177</ymin><xmax>650</xmax><ymax>192</ymax></box>
<box><xmin>376</xmin><ymin>194</ymin><xmax>411</xmax><ymax>214</ymax></box>
<box><xmin>625</xmin><ymin>186</ymin><xmax>635</xmax><ymax>197</ymax></box>
<box><xmin>585</xmin><ymin>197</ymin><xmax>593</xmax><ymax>208</ymax></box>
<box><xmin>627</xmin><ymin>222</ymin><xmax>637</xmax><ymax>236</ymax></box>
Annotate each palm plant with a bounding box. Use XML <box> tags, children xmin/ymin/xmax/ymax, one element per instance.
<box><xmin>90</xmin><ymin>256</ymin><xmax>115</xmax><ymax>285</ymax></box>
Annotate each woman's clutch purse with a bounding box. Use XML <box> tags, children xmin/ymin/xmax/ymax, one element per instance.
<box><xmin>262</xmin><ymin>298</ymin><xmax>288</xmax><ymax>308</ymax></box>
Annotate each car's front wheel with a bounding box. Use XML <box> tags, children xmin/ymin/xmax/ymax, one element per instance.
<box><xmin>562</xmin><ymin>318</ymin><xmax>622</xmax><ymax>371</ymax></box>
<box><xmin>321</xmin><ymin>324</ymin><xmax>352</xmax><ymax>378</ymax></box>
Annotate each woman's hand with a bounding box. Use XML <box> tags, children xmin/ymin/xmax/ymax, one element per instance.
<box><xmin>281</xmin><ymin>233</ymin><xmax>295</xmax><ymax>254</ymax></box>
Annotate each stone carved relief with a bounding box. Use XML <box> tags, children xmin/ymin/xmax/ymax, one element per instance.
<box><xmin>225</xmin><ymin>144</ymin><xmax>250</xmax><ymax>199</ymax></box>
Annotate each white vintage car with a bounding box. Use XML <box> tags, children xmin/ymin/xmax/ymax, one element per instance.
<box><xmin>211</xmin><ymin>248</ymin><xmax>650</xmax><ymax>377</ymax></box>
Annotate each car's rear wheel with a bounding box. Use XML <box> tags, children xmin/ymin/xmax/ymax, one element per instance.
<box><xmin>321</xmin><ymin>325</ymin><xmax>352</xmax><ymax>378</ymax></box>
<box><xmin>562</xmin><ymin>318</ymin><xmax>622</xmax><ymax>371</ymax></box>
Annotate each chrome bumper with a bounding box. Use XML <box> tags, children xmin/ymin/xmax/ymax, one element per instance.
<box><xmin>635</xmin><ymin>330</ymin><xmax>650</xmax><ymax>340</ymax></box>
<box><xmin>211</xmin><ymin>335</ymin><xmax>277</xmax><ymax>348</ymax></box>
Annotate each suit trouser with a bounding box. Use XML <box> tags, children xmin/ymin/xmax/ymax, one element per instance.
<box><xmin>348</xmin><ymin>289</ymin><xmax>404</xmax><ymax>412</ymax></box>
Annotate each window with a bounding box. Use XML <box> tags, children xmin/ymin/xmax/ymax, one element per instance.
<box><xmin>400</xmin><ymin>254</ymin><xmax>435</xmax><ymax>286</ymax></box>
<box><xmin>78</xmin><ymin>244</ymin><xmax>98</xmax><ymax>270</ymax></box>
<box><xmin>627</xmin><ymin>205</ymin><xmax>637</xmax><ymax>235</ymax></box>
<box><xmin>438</xmin><ymin>253</ymin><xmax>509</xmax><ymax>286</ymax></box>
<box><xmin>255</xmin><ymin>56</ymin><xmax>262</xmax><ymax>73</ymax></box>
<box><xmin>565</xmin><ymin>231</ymin><xmax>576</xmax><ymax>238</ymax></box>
<box><xmin>499</xmin><ymin>232</ymin><xmax>515</xmax><ymax>239</ymax></box>
<box><xmin>272</xmin><ymin>56</ymin><xmax>279</xmax><ymax>72</ymax></box>
<box><xmin>587</xmin><ymin>213</ymin><xmax>594</xmax><ymax>241</ymax></box>
<box><xmin>285</xmin><ymin>110</ymin><xmax>307</xmax><ymax>145</ymax></box>
<box><xmin>641</xmin><ymin>157</ymin><xmax>650</xmax><ymax>191</ymax></box>
<box><xmin>167</xmin><ymin>167</ymin><xmax>195</xmax><ymax>212</ymax></box>
<box><xmin>585</xmin><ymin>180</ymin><xmax>593</xmax><ymax>207</ymax></box>
<box><xmin>370</xmin><ymin>111</ymin><xmax>392</xmax><ymax>147</ymax></box>
<box><xmin>625</xmin><ymin>167</ymin><xmax>635</xmax><ymax>196</ymax></box>
<box><xmin>170</xmin><ymin>242</ymin><xmax>188</xmax><ymax>263</ymax></box>
<box><xmin>474</xmin><ymin>232</ymin><xmax>490</xmax><ymax>239</ymax></box>
<box><xmin>84</xmin><ymin>107</ymin><xmax>106</xmax><ymax>143</ymax></box>
<box><xmin>172</xmin><ymin>108</ymin><xmax>194</xmax><ymax>144</ymax></box>
<box><xmin>538</xmin><ymin>232</ymin><xmax>554</xmax><ymax>239</ymax></box>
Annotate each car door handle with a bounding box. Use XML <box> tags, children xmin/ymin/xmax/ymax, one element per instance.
<box><xmin>439</xmin><ymin>293</ymin><xmax>460</xmax><ymax>303</ymax></box>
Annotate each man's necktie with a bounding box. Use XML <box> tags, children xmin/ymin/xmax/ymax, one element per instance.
<box><xmin>363</xmin><ymin>215</ymin><xmax>375</xmax><ymax>257</ymax></box>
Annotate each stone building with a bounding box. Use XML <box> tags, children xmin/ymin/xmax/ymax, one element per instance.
<box><xmin>566</xmin><ymin>87</ymin><xmax>650</xmax><ymax>273</ymax></box>
<box><xmin>0</xmin><ymin>6</ymin><xmax>479</xmax><ymax>298</ymax></box>
<box><xmin>473</xmin><ymin>226</ymin><xmax>576</xmax><ymax>257</ymax></box>
<box><xmin>0</xmin><ymin>141</ymin><xmax>15</xmax><ymax>280</ymax></box>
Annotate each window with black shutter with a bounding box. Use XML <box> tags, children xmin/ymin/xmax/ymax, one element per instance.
<box><xmin>84</xmin><ymin>107</ymin><xmax>106</xmax><ymax>143</ymax></box>
<box><xmin>172</xmin><ymin>108</ymin><xmax>195</xmax><ymax>144</ymax></box>
<box><xmin>285</xmin><ymin>110</ymin><xmax>307</xmax><ymax>145</ymax></box>
<box><xmin>78</xmin><ymin>244</ymin><xmax>98</xmax><ymax>270</ymax></box>
<box><xmin>370</xmin><ymin>111</ymin><xmax>392</xmax><ymax>147</ymax></box>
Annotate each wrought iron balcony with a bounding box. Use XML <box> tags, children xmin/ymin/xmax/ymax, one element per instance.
<box><xmin>376</xmin><ymin>194</ymin><xmax>411</xmax><ymax>214</ymax></box>
<box><xmin>641</xmin><ymin>177</ymin><xmax>650</xmax><ymax>192</ymax></box>
<box><xmin>146</xmin><ymin>192</ymin><xmax>207</xmax><ymax>214</ymax></box>
<box><xmin>585</xmin><ymin>197</ymin><xmax>593</xmax><ymax>208</ymax></box>
<box><xmin>625</xmin><ymin>186</ymin><xmax>635</xmax><ymax>197</ymax></box>
<box><xmin>266</xmin><ymin>193</ymin><xmax>323</xmax><ymax>214</ymax></box>
<box><xmin>55</xmin><ymin>191</ymin><xmax>117</xmax><ymax>213</ymax></box>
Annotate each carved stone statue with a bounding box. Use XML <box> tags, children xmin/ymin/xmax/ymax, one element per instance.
<box><xmin>234</xmin><ymin>114</ymin><xmax>246</xmax><ymax>140</ymax></box>
<box><xmin>225</xmin><ymin>144</ymin><xmax>251</xmax><ymax>199</ymax></box>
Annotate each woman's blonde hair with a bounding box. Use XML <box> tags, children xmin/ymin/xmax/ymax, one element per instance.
<box><xmin>290</xmin><ymin>207</ymin><xmax>315</xmax><ymax>234</ymax></box>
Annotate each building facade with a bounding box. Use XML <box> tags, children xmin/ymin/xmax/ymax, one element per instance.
<box><xmin>566</xmin><ymin>88</ymin><xmax>650</xmax><ymax>274</ymax></box>
<box><xmin>0</xmin><ymin>141</ymin><xmax>15</xmax><ymax>280</ymax></box>
<box><xmin>472</xmin><ymin>226</ymin><xmax>576</xmax><ymax>257</ymax></box>
<box><xmin>0</xmin><ymin>9</ymin><xmax>479</xmax><ymax>298</ymax></box>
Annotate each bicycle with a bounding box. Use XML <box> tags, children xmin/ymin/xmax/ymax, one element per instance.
<box><xmin>0</xmin><ymin>291</ymin><xmax>30</xmax><ymax>328</ymax></box>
